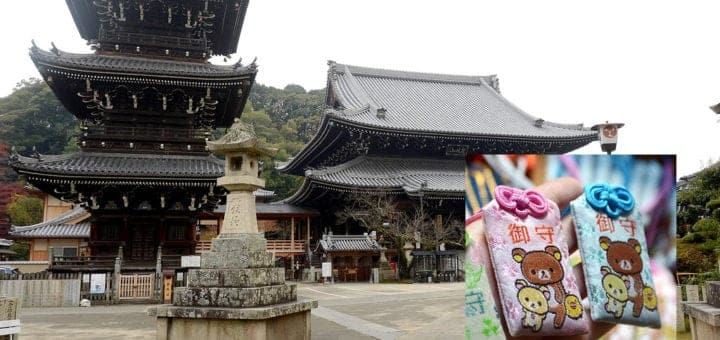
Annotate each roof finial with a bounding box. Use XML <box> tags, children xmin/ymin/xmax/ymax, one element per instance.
<box><xmin>232</xmin><ymin>57</ymin><xmax>243</xmax><ymax>70</ymax></box>
<box><xmin>50</xmin><ymin>42</ymin><xmax>59</xmax><ymax>55</ymax></box>
<box><xmin>32</xmin><ymin>146</ymin><xmax>41</xmax><ymax>160</ymax></box>
<box><xmin>31</xmin><ymin>39</ymin><xmax>37</xmax><ymax>50</ymax></box>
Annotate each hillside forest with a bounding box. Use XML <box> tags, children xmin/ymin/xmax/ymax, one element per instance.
<box><xmin>677</xmin><ymin>165</ymin><xmax>720</xmax><ymax>282</ymax></box>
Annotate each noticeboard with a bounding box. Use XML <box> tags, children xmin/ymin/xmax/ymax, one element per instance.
<box><xmin>322</xmin><ymin>262</ymin><xmax>332</xmax><ymax>278</ymax></box>
<box><xmin>90</xmin><ymin>273</ymin><xmax>106</xmax><ymax>294</ymax></box>
<box><xmin>181</xmin><ymin>255</ymin><xmax>201</xmax><ymax>268</ymax></box>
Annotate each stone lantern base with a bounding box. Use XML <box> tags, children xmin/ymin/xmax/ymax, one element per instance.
<box><xmin>151</xmin><ymin>300</ymin><xmax>315</xmax><ymax>340</ymax></box>
<box><xmin>148</xmin><ymin>234</ymin><xmax>317</xmax><ymax>340</ymax></box>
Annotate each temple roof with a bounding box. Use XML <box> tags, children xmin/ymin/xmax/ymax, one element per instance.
<box><xmin>11</xmin><ymin>207</ymin><xmax>90</xmax><ymax>239</ymax></box>
<box><xmin>318</xmin><ymin>234</ymin><xmax>383</xmax><ymax>253</ymax></box>
<box><xmin>280</xmin><ymin>62</ymin><xmax>600</xmax><ymax>174</ymax></box>
<box><xmin>31</xmin><ymin>47</ymin><xmax>255</xmax><ymax>81</ymax></box>
<box><xmin>284</xmin><ymin>156</ymin><xmax>465</xmax><ymax>205</ymax></box>
<box><xmin>326</xmin><ymin>62</ymin><xmax>595</xmax><ymax>138</ymax></box>
<box><xmin>10</xmin><ymin>152</ymin><xmax>224</xmax><ymax>180</ymax></box>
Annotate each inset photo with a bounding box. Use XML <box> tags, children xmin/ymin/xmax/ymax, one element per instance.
<box><xmin>465</xmin><ymin>155</ymin><xmax>676</xmax><ymax>338</ymax></box>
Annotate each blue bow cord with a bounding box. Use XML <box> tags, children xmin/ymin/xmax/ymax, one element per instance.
<box><xmin>584</xmin><ymin>183</ymin><xmax>635</xmax><ymax>218</ymax></box>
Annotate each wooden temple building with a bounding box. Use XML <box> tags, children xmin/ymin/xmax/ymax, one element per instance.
<box><xmin>280</xmin><ymin>61</ymin><xmax>602</xmax><ymax>281</ymax></box>
<box><xmin>9</xmin><ymin>0</ymin><xmax>258</xmax><ymax>281</ymax></box>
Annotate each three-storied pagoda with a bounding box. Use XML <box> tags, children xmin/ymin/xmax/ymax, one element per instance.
<box><xmin>10</xmin><ymin>0</ymin><xmax>255</xmax><ymax>273</ymax></box>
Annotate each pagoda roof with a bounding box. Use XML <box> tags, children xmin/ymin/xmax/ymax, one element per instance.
<box><xmin>284</xmin><ymin>156</ymin><xmax>465</xmax><ymax>205</ymax></box>
<box><xmin>31</xmin><ymin>47</ymin><xmax>255</xmax><ymax>81</ymax></box>
<box><xmin>65</xmin><ymin>0</ymin><xmax>249</xmax><ymax>56</ymax></box>
<box><xmin>280</xmin><ymin>62</ymin><xmax>599</xmax><ymax>174</ymax></box>
<box><xmin>11</xmin><ymin>207</ymin><xmax>90</xmax><ymax>239</ymax></box>
<box><xmin>10</xmin><ymin>151</ymin><xmax>224</xmax><ymax>181</ymax></box>
<box><xmin>318</xmin><ymin>234</ymin><xmax>383</xmax><ymax>253</ymax></box>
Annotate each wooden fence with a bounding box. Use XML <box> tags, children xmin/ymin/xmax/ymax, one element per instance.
<box><xmin>0</xmin><ymin>278</ymin><xmax>80</xmax><ymax>307</ymax></box>
<box><xmin>0</xmin><ymin>272</ymin><xmax>115</xmax><ymax>307</ymax></box>
<box><xmin>678</xmin><ymin>284</ymin><xmax>706</xmax><ymax>332</ymax></box>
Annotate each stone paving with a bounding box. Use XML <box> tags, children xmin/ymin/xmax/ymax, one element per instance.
<box><xmin>19</xmin><ymin>282</ymin><xmax>463</xmax><ymax>339</ymax></box>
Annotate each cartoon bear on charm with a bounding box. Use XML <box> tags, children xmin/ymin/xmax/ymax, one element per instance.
<box><xmin>599</xmin><ymin>237</ymin><xmax>657</xmax><ymax>317</ymax></box>
<box><xmin>600</xmin><ymin>265</ymin><xmax>630</xmax><ymax>318</ymax></box>
<box><xmin>512</xmin><ymin>246</ymin><xmax>583</xmax><ymax>328</ymax></box>
<box><xmin>516</xmin><ymin>279</ymin><xmax>550</xmax><ymax>332</ymax></box>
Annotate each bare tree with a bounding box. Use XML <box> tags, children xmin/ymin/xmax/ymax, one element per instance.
<box><xmin>334</xmin><ymin>190</ymin><xmax>401</xmax><ymax>238</ymax></box>
<box><xmin>335</xmin><ymin>190</ymin><xmax>463</xmax><ymax>250</ymax></box>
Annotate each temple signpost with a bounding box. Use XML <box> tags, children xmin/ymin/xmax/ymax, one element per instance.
<box><xmin>149</xmin><ymin>119</ymin><xmax>317</xmax><ymax>339</ymax></box>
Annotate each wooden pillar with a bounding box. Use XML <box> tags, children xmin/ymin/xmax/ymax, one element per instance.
<box><xmin>290</xmin><ymin>217</ymin><xmax>295</xmax><ymax>271</ymax></box>
<box><xmin>306</xmin><ymin>216</ymin><xmax>310</xmax><ymax>242</ymax></box>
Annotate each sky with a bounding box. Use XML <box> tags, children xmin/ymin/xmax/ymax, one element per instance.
<box><xmin>1</xmin><ymin>0</ymin><xmax>718</xmax><ymax>177</ymax></box>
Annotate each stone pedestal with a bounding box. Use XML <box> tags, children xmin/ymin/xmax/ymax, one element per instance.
<box><xmin>149</xmin><ymin>234</ymin><xmax>317</xmax><ymax>339</ymax></box>
<box><xmin>683</xmin><ymin>281</ymin><xmax>720</xmax><ymax>339</ymax></box>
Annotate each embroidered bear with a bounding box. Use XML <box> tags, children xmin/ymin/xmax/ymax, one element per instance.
<box><xmin>516</xmin><ymin>279</ymin><xmax>550</xmax><ymax>332</ymax></box>
<box><xmin>512</xmin><ymin>246</ymin><xmax>582</xmax><ymax>328</ymax></box>
<box><xmin>600</xmin><ymin>265</ymin><xmax>630</xmax><ymax>318</ymax></box>
<box><xmin>599</xmin><ymin>236</ymin><xmax>654</xmax><ymax>317</ymax></box>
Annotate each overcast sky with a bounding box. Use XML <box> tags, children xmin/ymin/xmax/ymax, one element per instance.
<box><xmin>1</xmin><ymin>1</ymin><xmax>717</xmax><ymax>177</ymax></box>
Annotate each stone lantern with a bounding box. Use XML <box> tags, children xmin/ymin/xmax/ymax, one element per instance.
<box><xmin>149</xmin><ymin>119</ymin><xmax>317</xmax><ymax>340</ymax></box>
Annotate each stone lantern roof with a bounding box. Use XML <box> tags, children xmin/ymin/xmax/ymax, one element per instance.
<box><xmin>206</xmin><ymin>119</ymin><xmax>276</xmax><ymax>157</ymax></box>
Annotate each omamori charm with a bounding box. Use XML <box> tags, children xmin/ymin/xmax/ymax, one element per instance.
<box><xmin>484</xmin><ymin>186</ymin><xmax>588</xmax><ymax>337</ymax></box>
<box><xmin>571</xmin><ymin>184</ymin><xmax>661</xmax><ymax>328</ymax></box>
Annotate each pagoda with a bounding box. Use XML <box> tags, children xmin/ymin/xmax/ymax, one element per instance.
<box><xmin>280</xmin><ymin>62</ymin><xmax>607</xmax><ymax>280</ymax></box>
<box><xmin>10</xmin><ymin>0</ymin><xmax>256</xmax><ymax>273</ymax></box>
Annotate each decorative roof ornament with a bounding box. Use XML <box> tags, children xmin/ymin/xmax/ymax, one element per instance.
<box><xmin>232</xmin><ymin>57</ymin><xmax>242</xmax><ymax>70</ymax></box>
<box><xmin>248</xmin><ymin>57</ymin><xmax>258</xmax><ymax>72</ymax></box>
<box><xmin>50</xmin><ymin>42</ymin><xmax>60</xmax><ymax>56</ymax></box>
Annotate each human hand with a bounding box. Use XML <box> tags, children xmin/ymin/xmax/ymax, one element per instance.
<box><xmin>466</xmin><ymin>177</ymin><xmax>616</xmax><ymax>339</ymax></box>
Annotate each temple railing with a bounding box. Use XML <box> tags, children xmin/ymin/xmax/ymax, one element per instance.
<box><xmin>195</xmin><ymin>241</ymin><xmax>212</xmax><ymax>254</ymax></box>
<box><xmin>266</xmin><ymin>240</ymin><xmax>305</xmax><ymax>254</ymax></box>
<box><xmin>99</xmin><ymin>29</ymin><xmax>207</xmax><ymax>51</ymax></box>
<box><xmin>85</xmin><ymin>126</ymin><xmax>210</xmax><ymax>142</ymax></box>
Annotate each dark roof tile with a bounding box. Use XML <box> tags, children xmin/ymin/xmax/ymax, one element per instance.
<box><xmin>327</xmin><ymin>62</ymin><xmax>596</xmax><ymax>139</ymax></box>
<box><xmin>11</xmin><ymin>152</ymin><xmax>224</xmax><ymax>179</ymax></box>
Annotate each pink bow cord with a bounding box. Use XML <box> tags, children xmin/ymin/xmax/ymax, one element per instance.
<box><xmin>494</xmin><ymin>186</ymin><xmax>549</xmax><ymax>219</ymax></box>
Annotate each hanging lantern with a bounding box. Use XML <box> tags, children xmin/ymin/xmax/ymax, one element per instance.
<box><xmin>591</xmin><ymin>122</ymin><xmax>624</xmax><ymax>154</ymax></box>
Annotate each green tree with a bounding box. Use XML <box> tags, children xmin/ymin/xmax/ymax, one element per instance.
<box><xmin>677</xmin><ymin>241</ymin><xmax>716</xmax><ymax>273</ymax></box>
<box><xmin>0</xmin><ymin>79</ymin><xmax>78</xmax><ymax>154</ymax></box>
<box><xmin>5</xmin><ymin>195</ymin><xmax>43</xmax><ymax>226</ymax></box>
<box><xmin>9</xmin><ymin>242</ymin><xmax>29</xmax><ymax>261</ymax></box>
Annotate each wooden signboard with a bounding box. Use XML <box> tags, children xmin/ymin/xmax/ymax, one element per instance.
<box><xmin>163</xmin><ymin>276</ymin><xmax>173</xmax><ymax>304</ymax></box>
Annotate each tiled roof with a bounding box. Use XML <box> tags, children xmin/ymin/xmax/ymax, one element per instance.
<box><xmin>304</xmin><ymin>156</ymin><xmax>465</xmax><ymax>196</ymax></box>
<box><xmin>327</xmin><ymin>62</ymin><xmax>597</xmax><ymax>139</ymax></box>
<box><xmin>11</xmin><ymin>152</ymin><xmax>224</xmax><ymax>179</ymax></box>
<box><xmin>319</xmin><ymin>234</ymin><xmax>383</xmax><ymax>252</ymax></box>
<box><xmin>31</xmin><ymin>47</ymin><xmax>254</xmax><ymax>79</ymax></box>
<box><xmin>11</xmin><ymin>207</ymin><xmax>90</xmax><ymax>239</ymax></box>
